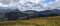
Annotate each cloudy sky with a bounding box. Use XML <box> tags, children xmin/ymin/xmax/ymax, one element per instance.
<box><xmin>0</xmin><ymin>0</ymin><xmax>60</xmax><ymax>11</ymax></box>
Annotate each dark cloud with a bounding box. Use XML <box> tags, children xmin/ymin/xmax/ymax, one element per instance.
<box><xmin>0</xmin><ymin>0</ymin><xmax>20</xmax><ymax>5</ymax></box>
<box><xmin>0</xmin><ymin>0</ymin><xmax>11</xmax><ymax>5</ymax></box>
<box><xmin>13</xmin><ymin>0</ymin><xmax>20</xmax><ymax>3</ymax></box>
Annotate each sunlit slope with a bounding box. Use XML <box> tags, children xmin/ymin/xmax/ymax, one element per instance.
<box><xmin>0</xmin><ymin>16</ymin><xmax>60</xmax><ymax>26</ymax></box>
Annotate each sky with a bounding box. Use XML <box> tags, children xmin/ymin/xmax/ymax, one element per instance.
<box><xmin>0</xmin><ymin>0</ymin><xmax>60</xmax><ymax>11</ymax></box>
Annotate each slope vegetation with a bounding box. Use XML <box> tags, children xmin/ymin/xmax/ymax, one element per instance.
<box><xmin>0</xmin><ymin>16</ymin><xmax>60</xmax><ymax>26</ymax></box>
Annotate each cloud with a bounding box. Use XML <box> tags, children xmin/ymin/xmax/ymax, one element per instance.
<box><xmin>0</xmin><ymin>0</ymin><xmax>60</xmax><ymax>11</ymax></box>
<box><xmin>45</xmin><ymin>0</ymin><xmax>60</xmax><ymax>9</ymax></box>
<box><xmin>18</xmin><ymin>0</ymin><xmax>60</xmax><ymax>11</ymax></box>
<box><xmin>0</xmin><ymin>0</ymin><xmax>20</xmax><ymax>7</ymax></box>
<box><xmin>0</xmin><ymin>0</ymin><xmax>11</xmax><ymax>5</ymax></box>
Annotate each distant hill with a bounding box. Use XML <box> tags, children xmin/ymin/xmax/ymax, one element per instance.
<box><xmin>1</xmin><ymin>8</ymin><xmax>60</xmax><ymax>20</ymax></box>
<box><xmin>23</xmin><ymin>10</ymin><xmax>38</xmax><ymax>14</ymax></box>
<box><xmin>35</xmin><ymin>9</ymin><xmax>60</xmax><ymax>17</ymax></box>
<box><xmin>11</xmin><ymin>9</ymin><xmax>60</xmax><ymax>20</ymax></box>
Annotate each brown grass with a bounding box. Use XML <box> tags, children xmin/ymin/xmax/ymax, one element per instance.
<box><xmin>0</xmin><ymin>16</ymin><xmax>60</xmax><ymax>26</ymax></box>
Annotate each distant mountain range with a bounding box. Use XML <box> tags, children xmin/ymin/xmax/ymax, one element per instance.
<box><xmin>19</xmin><ymin>9</ymin><xmax>60</xmax><ymax>19</ymax></box>
<box><xmin>22</xmin><ymin>9</ymin><xmax>60</xmax><ymax>16</ymax></box>
<box><xmin>35</xmin><ymin>9</ymin><xmax>60</xmax><ymax>17</ymax></box>
<box><xmin>0</xmin><ymin>7</ymin><xmax>60</xmax><ymax>20</ymax></box>
<box><xmin>22</xmin><ymin>9</ymin><xmax>60</xmax><ymax>18</ymax></box>
<box><xmin>23</xmin><ymin>10</ymin><xmax>38</xmax><ymax>14</ymax></box>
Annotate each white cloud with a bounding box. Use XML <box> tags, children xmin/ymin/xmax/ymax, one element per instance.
<box><xmin>0</xmin><ymin>0</ymin><xmax>60</xmax><ymax>11</ymax></box>
<box><xmin>18</xmin><ymin>0</ymin><xmax>60</xmax><ymax>11</ymax></box>
<box><xmin>46</xmin><ymin>0</ymin><xmax>60</xmax><ymax>9</ymax></box>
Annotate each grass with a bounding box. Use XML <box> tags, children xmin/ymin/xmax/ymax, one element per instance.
<box><xmin>0</xmin><ymin>16</ymin><xmax>60</xmax><ymax>26</ymax></box>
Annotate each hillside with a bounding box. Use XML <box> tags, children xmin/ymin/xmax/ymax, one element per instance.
<box><xmin>0</xmin><ymin>16</ymin><xmax>60</xmax><ymax>26</ymax></box>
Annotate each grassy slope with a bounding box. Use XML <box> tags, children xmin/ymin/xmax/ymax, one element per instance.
<box><xmin>0</xmin><ymin>16</ymin><xmax>60</xmax><ymax>26</ymax></box>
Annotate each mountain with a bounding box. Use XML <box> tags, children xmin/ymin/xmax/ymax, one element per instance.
<box><xmin>48</xmin><ymin>9</ymin><xmax>60</xmax><ymax>16</ymax></box>
<box><xmin>20</xmin><ymin>9</ymin><xmax>60</xmax><ymax>19</ymax></box>
<box><xmin>23</xmin><ymin>10</ymin><xmax>38</xmax><ymax>14</ymax></box>
<box><xmin>35</xmin><ymin>9</ymin><xmax>60</xmax><ymax>17</ymax></box>
<box><xmin>1</xmin><ymin>8</ymin><xmax>60</xmax><ymax>20</ymax></box>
